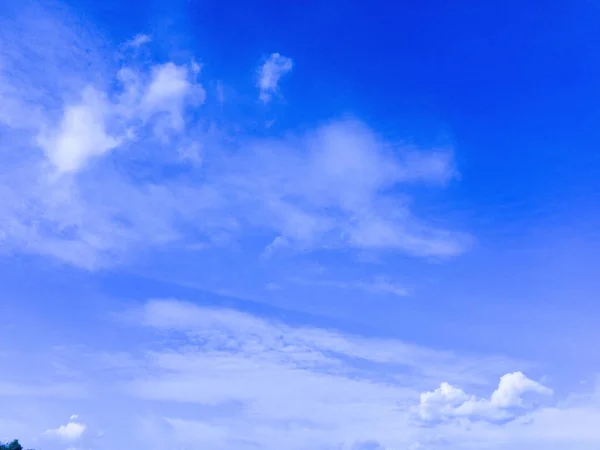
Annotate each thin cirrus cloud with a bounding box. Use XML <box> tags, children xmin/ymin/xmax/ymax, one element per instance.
<box><xmin>286</xmin><ymin>276</ymin><xmax>410</xmax><ymax>297</ymax></box>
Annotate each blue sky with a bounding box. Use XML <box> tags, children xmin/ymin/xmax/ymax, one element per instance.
<box><xmin>1</xmin><ymin>0</ymin><xmax>600</xmax><ymax>449</ymax></box>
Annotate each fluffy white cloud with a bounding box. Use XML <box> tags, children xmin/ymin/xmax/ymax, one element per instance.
<box><xmin>37</xmin><ymin>88</ymin><xmax>121</xmax><ymax>173</ymax></box>
<box><xmin>490</xmin><ymin>371</ymin><xmax>552</xmax><ymax>407</ymax></box>
<box><xmin>141</xmin><ymin>62</ymin><xmax>204</xmax><ymax>133</ymax></box>
<box><xmin>257</xmin><ymin>52</ymin><xmax>293</xmax><ymax>103</ymax></box>
<box><xmin>419</xmin><ymin>372</ymin><xmax>552</xmax><ymax>422</ymax></box>
<box><xmin>44</xmin><ymin>417</ymin><xmax>86</xmax><ymax>440</ymax></box>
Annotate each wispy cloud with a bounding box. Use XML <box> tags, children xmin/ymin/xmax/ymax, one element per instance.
<box><xmin>111</xmin><ymin>299</ymin><xmax>598</xmax><ymax>450</ymax></box>
<box><xmin>114</xmin><ymin>299</ymin><xmax>508</xmax><ymax>449</ymax></box>
<box><xmin>1</xmin><ymin>298</ymin><xmax>599</xmax><ymax>450</ymax></box>
<box><xmin>289</xmin><ymin>275</ymin><xmax>409</xmax><ymax>297</ymax></box>
<box><xmin>257</xmin><ymin>53</ymin><xmax>293</xmax><ymax>103</ymax></box>
<box><xmin>215</xmin><ymin>119</ymin><xmax>468</xmax><ymax>258</ymax></box>
<box><xmin>0</xmin><ymin>381</ymin><xmax>86</xmax><ymax>398</ymax></box>
<box><xmin>124</xmin><ymin>34</ymin><xmax>151</xmax><ymax>49</ymax></box>
<box><xmin>0</xmin><ymin>6</ymin><xmax>468</xmax><ymax>270</ymax></box>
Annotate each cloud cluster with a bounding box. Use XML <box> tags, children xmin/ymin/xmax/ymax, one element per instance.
<box><xmin>102</xmin><ymin>299</ymin><xmax>522</xmax><ymax>449</ymax></box>
<box><xmin>117</xmin><ymin>299</ymin><xmax>599</xmax><ymax>450</ymax></box>
<box><xmin>419</xmin><ymin>372</ymin><xmax>552</xmax><ymax>421</ymax></box>
<box><xmin>2</xmin><ymin>298</ymin><xmax>600</xmax><ymax>450</ymax></box>
<box><xmin>37</xmin><ymin>60</ymin><xmax>204</xmax><ymax>174</ymax></box>
<box><xmin>222</xmin><ymin>119</ymin><xmax>467</xmax><ymax>258</ymax></box>
<box><xmin>0</xmin><ymin>8</ymin><xmax>469</xmax><ymax>270</ymax></box>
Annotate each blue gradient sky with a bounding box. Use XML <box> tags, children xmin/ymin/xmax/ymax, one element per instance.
<box><xmin>1</xmin><ymin>1</ymin><xmax>600</xmax><ymax>449</ymax></box>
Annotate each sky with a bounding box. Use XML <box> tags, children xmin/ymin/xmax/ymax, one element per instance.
<box><xmin>1</xmin><ymin>0</ymin><xmax>600</xmax><ymax>449</ymax></box>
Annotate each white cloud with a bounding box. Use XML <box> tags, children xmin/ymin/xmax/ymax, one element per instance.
<box><xmin>34</xmin><ymin>58</ymin><xmax>204</xmax><ymax>174</ymax></box>
<box><xmin>3</xmin><ymin>298</ymin><xmax>600</xmax><ymax>450</ymax></box>
<box><xmin>37</xmin><ymin>87</ymin><xmax>121</xmax><ymax>173</ymax></box>
<box><xmin>141</xmin><ymin>62</ymin><xmax>204</xmax><ymax>132</ymax></box>
<box><xmin>99</xmin><ymin>299</ymin><xmax>594</xmax><ymax>450</ymax></box>
<box><xmin>135</xmin><ymin>298</ymin><xmax>517</xmax><ymax>387</ymax></box>
<box><xmin>0</xmin><ymin>7</ymin><xmax>467</xmax><ymax>269</ymax></box>
<box><xmin>257</xmin><ymin>52</ymin><xmax>293</xmax><ymax>103</ymax></box>
<box><xmin>125</xmin><ymin>33</ymin><xmax>151</xmax><ymax>48</ymax></box>
<box><xmin>490</xmin><ymin>371</ymin><xmax>552</xmax><ymax>408</ymax></box>
<box><xmin>116</xmin><ymin>298</ymin><xmax>517</xmax><ymax>449</ymax></box>
<box><xmin>419</xmin><ymin>371</ymin><xmax>553</xmax><ymax>422</ymax></box>
<box><xmin>215</xmin><ymin>119</ymin><xmax>468</xmax><ymax>258</ymax></box>
<box><xmin>44</xmin><ymin>417</ymin><xmax>86</xmax><ymax>441</ymax></box>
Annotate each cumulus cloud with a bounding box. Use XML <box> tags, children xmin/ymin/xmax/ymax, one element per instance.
<box><xmin>257</xmin><ymin>52</ymin><xmax>293</xmax><ymax>103</ymax></box>
<box><xmin>37</xmin><ymin>87</ymin><xmax>121</xmax><ymax>173</ymax></box>
<box><xmin>419</xmin><ymin>372</ymin><xmax>553</xmax><ymax>422</ymax></box>
<box><xmin>44</xmin><ymin>417</ymin><xmax>86</xmax><ymax>440</ymax></box>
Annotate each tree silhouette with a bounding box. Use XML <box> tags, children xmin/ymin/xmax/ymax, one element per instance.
<box><xmin>0</xmin><ymin>440</ymin><xmax>24</xmax><ymax>450</ymax></box>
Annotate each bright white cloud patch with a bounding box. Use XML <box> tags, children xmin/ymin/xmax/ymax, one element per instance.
<box><xmin>44</xmin><ymin>417</ymin><xmax>86</xmax><ymax>440</ymax></box>
<box><xmin>419</xmin><ymin>371</ymin><xmax>552</xmax><ymax>421</ymax></box>
<box><xmin>257</xmin><ymin>52</ymin><xmax>293</xmax><ymax>103</ymax></box>
<box><xmin>37</xmin><ymin>88</ymin><xmax>121</xmax><ymax>173</ymax></box>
